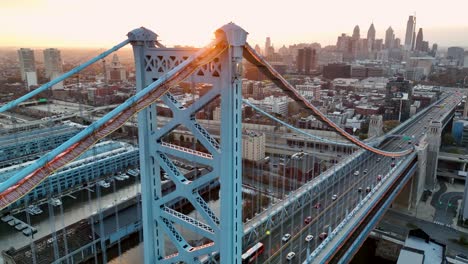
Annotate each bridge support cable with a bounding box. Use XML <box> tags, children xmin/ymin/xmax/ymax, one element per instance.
<box><xmin>0</xmin><ymin>40</ymin><xmax>130</xmax><ymax>114</ymax></box>
<box><xmin>242</xmin><ymin>44</ymin><xmax>412</xmax><ymax>158</ymax></box>
<box><xmin>0</xmin><ymin>36</ymin><xmax>227</xmax><ymax>210</ymax></box>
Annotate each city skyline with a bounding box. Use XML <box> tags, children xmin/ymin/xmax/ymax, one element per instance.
<box><xmin>1</xmin><ymin>0</ymin><xmax>467</xmax><ymax>49</ymax></box>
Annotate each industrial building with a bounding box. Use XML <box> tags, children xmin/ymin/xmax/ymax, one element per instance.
<box><xmin>0</xmin><ymin>124</ymin><xmax>80</xmax><ymax>165</ymax></box>
<box><xmin>0</xmin><ymin>140</ymin><xmax>138</xmax><ymax>210</ymax></box>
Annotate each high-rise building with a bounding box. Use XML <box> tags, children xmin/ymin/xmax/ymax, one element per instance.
<box><xmin>430</xmin><ymin>43</ymin><xmax>438</xmax><ymax>57</ymax></box>
<box><xmin>415</xmin><ymin>28</ymin><xmax>424</xmax><ymax>51</ymax></box>
<box><xmin>404</xmin><ymin>15</ymin><xmax>416</xmax><ymax>50</ymax></box>
<box><xmin>384</xmin><ymin>76</ymin><xmax>413</xmax><ymax>121</ymax></box>
<box><xmin>373</xmin><ymin>39</ymin><xmax>383</xmax><ymax>51</ymax></box>
<box><xmin>297</xmin><ymin>48</ymin><xmax>317</xmax><ymax>74</ymax></box>
<box><xmin>385</xmin><ymin>27</ymin><xmax>395</xmax><ymax>49</ymax></box>
<box><xmin>106</xmin><ymin>54</ymin><xmax>127</xmax><ymax>82</ymax></box>
<box><xmin>43</xmin><ymin>48</ymin><xmax>63</xmax><ymax>89</ymax></box>
<box><xmin>265</xmin><ymin>37</ymin><xmax>271</xmax><ymax>57</ymax></box>
<box><xmin>254</xmin><ymin>44</ymin><xmax>262</xmax><ymax>55</ymax></box>
<box><xmin>336</xmin><ymin>34</ymin><xmax>351</xmax><ymax>51</ymax></box>
<box><xmin>421</xmin><ymin>41</ymin><xmax>429</xmax><ymax>53</ymax></box>
<box><xmin>43</xmin><ymin>48</ymin><xmax>63</xmax><ymax>79</ymax></box>
<box><xmin>447</xmin><ymin>47</ymin><xmax>465</xmax><ymax>66</ymax></box>
<box><xmin>394</xmin><ymin>38</ymin><xmax>401</xmax><ymax>48</ymax></box>
<box><xmin>17</xmin><ymin>48</ymin><xmax>37</xmax><ymax>89</ymax></box>
<box><xmin>352</xmin><ymin>25</ymin><xmax>360</xmax><ymax>40</ymax></box>
<box><xmin>297</xmin><ymin>48</ymin><xmax>305</xmax><ymax>73</ymax></box>
<box><xmin>304</xmin><ymin>48</ymin><xmax>316</xmax><ymax>74</ymax></box>
<box><xmin>242</xmin><ymin>131</ymin><xmax>265</xmax><ymax>162</ymax></box>
<box><xmin>367</xmin><ymin>23</ymin><xmax>376</xmax><ymax>51</ymax></box>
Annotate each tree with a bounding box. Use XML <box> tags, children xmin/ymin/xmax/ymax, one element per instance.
<box><xmin>442</xmin><ymin>133</ymin><xmax>455</xmax><ymax>145</ymax></box>
<box><xmin>383</xmin><ymin>120</ymin><xmax>400</xmax><ymax>133</ymax></box>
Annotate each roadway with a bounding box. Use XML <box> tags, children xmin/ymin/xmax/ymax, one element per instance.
<box><xmin>246</xmin><ymin>92</ymin><xmax>461</xmax><ymax>264</ymax></box>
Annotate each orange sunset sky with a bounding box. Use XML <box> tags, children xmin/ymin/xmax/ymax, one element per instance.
<box><xmin>1</xmin><ymin>0</ymin><xmax>467</xmax><ymax>49</ymax></box>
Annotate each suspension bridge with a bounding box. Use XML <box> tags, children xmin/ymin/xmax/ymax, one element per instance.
<box><xmin>0</xmin><ymin>23</ymin><xmax>463</xmax><ymax>264</ymax></box>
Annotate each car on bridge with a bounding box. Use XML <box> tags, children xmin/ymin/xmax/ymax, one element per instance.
<box><xmin>366</xmin><ymin>186</ymin><xmax>371</xmax><ymax>193</ymax></box>
<box><xmin>332</xmin><ymin>194</ymin><xmax>338</xmax><ymax>201</ymax></box>
<box><xmin>363</xmin><ymin>169</ymin><xmax>368</xmax><ymax>175</ymax></box>
<box><xmin>357</xmin><ymin>187</ymin><xmax>362</xmax><ymax>193</ymax></box>
<box><xmin>319</xmin><ymin>232</ymin><xmax>328</xmax><ymax>240</ymax></box>
<box><xmin>305</xmin><ymin>235</ymin><xmax>314</xmax><ymax>242</ymax></box>
<box><xmin>391</xmin><ymin>162</ymin><xmax>396</xmax><ymax>167</ymax></box>
<box><xmin>286</xmin><ymin>252</ymin><xmax>296</xmax><ymax>261</ymax></box>
<box><xmin>354</xmin><ymin>170</ymin><xmax>359</xmax><ymax>176</ymax></box>
<box><xmin>376</xmin><ymin>158</ymin><xmax>381</xmax><ymax>162</ymax></box>
<box><xmin>304</xmin><ymin>216</ymin><xmax>312</xmax><ymax>224</ymax></box>
<box><xmin>282</xmin><ymin>233</ymin><xmax>291</xmax><ymax>242</ymax></box>
<box><xmin>314</xmin><ymin>202</ymin><xmax>321</xmax><ymax>209</ymax></box>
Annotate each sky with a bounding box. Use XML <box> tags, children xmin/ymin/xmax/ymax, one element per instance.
<box><xmin>1</xmin><ymin>0</ymin><xmax>467</xmax><ymax>49</ymax></box>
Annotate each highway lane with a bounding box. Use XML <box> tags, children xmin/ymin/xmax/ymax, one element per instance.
<box><xmin>249</xmin><ymin>92</ymin><xmax>460</xmax><ymax>264</ymax></box>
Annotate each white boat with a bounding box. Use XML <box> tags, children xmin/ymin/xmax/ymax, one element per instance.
<box><xmin>50</xmin><ymin>198</ymin><xmax>62</xmax><ymax>206</ymax></box>
<box><xmin>98</xmin><ymin>180</ymin><xmax>110</xmax><ymax>188</ymax></box>
<box><xmin>126</xmin><ymin>169</ymin><xmax>138</xmax><ymax>177</ymax></box>
<box><xmin>114</xmin><ymin>175</ymin><xmax>124</xmax><ymax>181</ymax></box>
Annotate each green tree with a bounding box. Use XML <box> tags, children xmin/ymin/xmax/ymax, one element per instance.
<box><xmin>442</xmin><ymin>133</ymin><xmax>455</xmax><ymax>145</ymax></box>
<box><xmin>383</xmin><ymin>120</ymin><xmax>401</xmax><ymax>133</ymax></box>
<box><xmin>359</xmin><ymin>133</ymin><xmax>368</xmax><ymax>140</ymax></box>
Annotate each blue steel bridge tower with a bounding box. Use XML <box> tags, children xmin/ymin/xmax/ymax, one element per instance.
<box><xmin>129</xmin><ymin>24</ymin><xmax>247</xmax><ymax>263</ymax></box>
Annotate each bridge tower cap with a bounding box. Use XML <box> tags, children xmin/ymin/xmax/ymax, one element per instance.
<box><xmin>216</xmin><ymin>22</ymin><xmax>248</xmax><ymax>46</ymax></box>
<box><xmin>127</xmin><ymin>27</ymin><xmax>158</xmax><ymax>42</ymax></box>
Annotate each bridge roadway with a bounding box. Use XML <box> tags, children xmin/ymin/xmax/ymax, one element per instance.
<box><xmin>438</xmin><ymin>152</ymin><xmax>468</xmax><ymax>164</ymax></box>
<box><xmin>250</xmin><ymin>93</ymin><xmax>461</xmax><ymax>264</ymax></box>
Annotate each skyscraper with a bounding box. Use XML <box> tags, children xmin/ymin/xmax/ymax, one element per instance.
<box><xmin>415</xmin><ymin>28</ymin><xmax>424</xmax><ymax>51</ymax></box>
<box><xmin>352</xmin><ymin>25</ymin><xmax>360</xmax><ymax>40</ymax></box>
<box><xmin>17</xmin><ymin>48</ymin><xmax>37</xmax><ymax>89</ymax></box>
<box><xmin>367</xmin><ymin>23</ymin><xmax>376</xmax><ymax>51</ymax></box>
<box><xmin>44</xmin><ymin>49</ymin><xmax>63</xmax><ymax>77</ymax></box>
<box><xmin>265</xmin><ymin>37</ymin><xmax>271</xmax><ymax>57</ymax></box>
<box><xmin>447</xmin><ymin>47</ymin><xmax>465</xmax><ymax>66</ymax></box>
<box><xmin>44</xmin><ymin>48</ymin><xmax>63</xmax><ymax>89</ymax></box>
<box><xmin>254</xmin><ymin>44</ymin><xmax>262</xmax><ymax>55</ymax></box>
<box><xmin>404</xmin><ymin>15</ymin><xmax>416</xmax><ymax>50</ymax></box>
<box><xmin>385</xmin><ymin>27</ymin><xmax>395</xmax><ymax>49</ymax></box>
<box><xmin>394</xmin><ymin>38</ymin><xmax>401</xmax><ymax>48</ymax></box>
<box><xmin>430</xmin><ymin>43</ymin><xmax>438</xmax><ymax>57</ymax></box>
<box><xmin>297</xmin><ymin>48</ymin><xmax>305</xmax><ymax>73</ymax></box>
